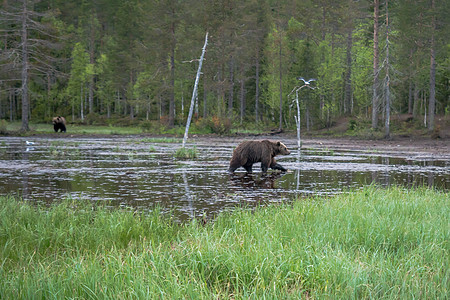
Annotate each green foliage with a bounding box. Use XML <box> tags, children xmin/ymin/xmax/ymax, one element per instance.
<box><xmin>351</xmin><ymin>25</ymin><xmax>373</xmax><ymax>113</ymax></box>
<box><xmin>0</xmin><ymin>186</ymin><xmax>448</xmax><ymax>298</ymax></box>
<box><xmin>261</xmin><ymin>25</ymin><xmax>291</xmax><ymax>123</ymax></box>
<box><xmin>0</xmin><ymin>0</ymin><xmax>448</xmax><ymax>135</ymax></box>
<box><xmin>348</xmin><ymin>119</ymin><xmax>357</xmax><ymax>130</ymax></box>
<box><xmin>66</xmin><ymin>42</ymin><xmax>91</xmax><ymax>115</ymax></box>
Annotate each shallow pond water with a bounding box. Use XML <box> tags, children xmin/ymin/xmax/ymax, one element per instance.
<box><xmin>0</xmin><ymin>136</ymin><xmax>448</xmax><ymax>221</ymax></box>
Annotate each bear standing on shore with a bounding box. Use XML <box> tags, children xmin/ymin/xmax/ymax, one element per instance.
<box><xmin>228</xmin><ymin>140</ymin><xmax>291</xmax><ymax>174</ymax></box>
<box><xmin>52</xmin><ymin>116</ymin><xmax>66</xmax><ymax>132</ymax></box>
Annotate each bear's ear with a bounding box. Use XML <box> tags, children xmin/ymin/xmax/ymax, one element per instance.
<box><xmin>277</xmin><ymin>141</ymin><xmax>280</xmax><ymax>146</ymax></box>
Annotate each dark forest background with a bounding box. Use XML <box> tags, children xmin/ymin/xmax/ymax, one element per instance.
<box><xmin>0</xmin><ymin>0</ymin><xmax>448</xmax><ymax>136</ymax></box>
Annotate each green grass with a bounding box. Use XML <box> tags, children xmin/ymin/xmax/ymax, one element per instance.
<box><xmin>174</xmin><ymin>146</ymin><xmax>198</xmax><ymax>159</ymax></box>
<box><xmin>140</xmin><ymin>137</ymin><xmax>181</xmax><ymax>143</ymax></box>
<box><xmin>5</xmin><ymin>121</ymin><xmax>144</xmax><ymax>135</ymax></box>
<box><xmin>4</xmin><ymin>121</ymin><xmax>218</xmax><ymax>136</ymax></box>
<box><xmin>0</xmin><ymin>186</ymin><xmax>448</xmax><ymax>298</ymax></box>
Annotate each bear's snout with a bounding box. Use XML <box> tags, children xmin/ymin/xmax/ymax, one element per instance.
<box><xmin>282</xmin><ymin>148</ymin><xmax>291</xmax><ymax>155</ymax></box>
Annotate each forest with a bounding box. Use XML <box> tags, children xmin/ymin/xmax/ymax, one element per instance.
<box><xmin>0</xmin><ymin>0</ymin><xmax>448</xmax><ymax>136</ymax></box>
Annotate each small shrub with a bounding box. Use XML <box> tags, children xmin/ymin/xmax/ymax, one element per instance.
<box><xmin>431</xmin><ymin>125</ymin><xmax>441</xmax><ymax>139</ymax></box>
<box><xmin>348</xmin><ymin>119</ymin><xmax>357</xmax><ymax>131</ymax></box>
<box><xmin>174</xmin><ymin>146</ymin><xmax>197</xmax><ymax>159</ymax></box>
<box><xmin>139</xmin><ymin>120</ymin><xmax>153</xmax><ymax>132</ymax></box>
<box><xmin>139</xmin><ymin>120</ymin><xmax>167</xmax><ymax>134</ymax></box>
<box><xmin>0</xmin><ymin>120</ymin><xmax>8</xmax><ymax>134</ymax></box>
<box><xmin>207</xmin><ymin>116</ymin><xmax>232</xmax><ymax>135</ymax></box>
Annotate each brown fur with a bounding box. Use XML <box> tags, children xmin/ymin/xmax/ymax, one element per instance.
<box><xmin>52</xmin><ymin>116</ymin><xmax>66</xmax><ymax>132</ymax></box>
<box><xmin>228</xmin><ymin>140</ymin><xmax>291</xmax><ymax>174</ymax></box>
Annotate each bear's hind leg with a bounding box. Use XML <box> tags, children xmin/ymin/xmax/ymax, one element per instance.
<box><xmin>261</xmin><ymin>163</ymin><xmax>269</xmax><ymax>174</ymax></box>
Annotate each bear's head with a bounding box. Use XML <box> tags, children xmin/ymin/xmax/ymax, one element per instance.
<box><xmin>52</xmin><ymin>116</ymin><xmax>65</xmax><ymax>124</ymax></box>
<box><xmin>275</xmin><ymin>141</ymin><xmax>290</xmax><ymax>155</ymax></box>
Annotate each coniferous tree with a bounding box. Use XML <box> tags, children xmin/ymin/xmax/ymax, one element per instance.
<box><xmin>0</xmin><ymin>0</ymin><xmax>61</xmax><ymax>131</ymax></box>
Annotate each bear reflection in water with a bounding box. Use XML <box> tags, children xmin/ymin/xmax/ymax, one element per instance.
<box><xmin>229</xmin><ymin>172</ymin><xmax>285</xmax><ymax>189</ymax></box>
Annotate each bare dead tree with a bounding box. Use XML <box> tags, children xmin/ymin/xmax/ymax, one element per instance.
<box><xmin>182</xmin><ymin>32</ymin><xmax>208</xmax><ymax>148</ymax></box>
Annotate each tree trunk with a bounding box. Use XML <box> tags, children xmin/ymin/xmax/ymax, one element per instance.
<box><xmin>182</xmin><ymin>32</ymin><xmax>208</xmax><ymax>148</ymax></box>
<box><xmin>239</xmin><ymin>78</ymin><xmax>245</xmax><ymax>125</ymax></box>
<box><xmin>278</xmin><ymin>37</ymin><xmax>283</xmax><ymax>131</ymax></box>
<box><xmin>88</xmin><ymin>20</ymin><xmax>95</xmax><ymax>115</ymax></box>
<box><xmin>306</xmin><ymin>105</ymin><xmax>310</xmax><ymax>132</ymax></box>
<box><xmin>115</xmin><ymin>90</ymin><xmax>120</xmax><ymax>114</ymax></box>
<box><xmin>255</xmin><ymin>52</ymin><xmax>260</xmax><ymax>123</ymax></box>
<box><xmin>203</xmin><ymin>77</ymin><xmax>207</xmax><ymax>118</ymax></box>
<box><xmin>384</xmin><ymin>0</ymin><xmax>390</xmax><ymax>138</ymax></box>
<box><xmin>217</xmin><ymin>65</ymin><xmax>224</xmax><ymax>117</ymax></box>
<box><xmin>408</xmin><ymin>49</ymin><xmax>413</xmax><ymax>114</ymax></box>
<box><xmin>169</xmin><ymin>19</ymin><xmax>176</xmax><ymax>126</ymax></box>
<box><xmin>413</xmin><ymin>84</ymin><xmax>420</xmax><ymax>119</ymax></box>
<box><xmin>408</xmin><ymin>81</ymin><xmax>413</xmax><ymax>114</ymax></box>
<box><xmin>9</xmin><ymin>91</ymin><xmax>13</xmax><ymax>121</ymax></box>
<box><xmin>428</xmin><ymin>0</ymin><xmax>436</xmax><ymax>131</ymax></box>
<box><xmin>195</xmin><ymin>86</ymin><xmax>199</xmax><ymax>117</ymax></box>
<box><xmin>20</xmin><ymin>0</ymin><xmax>30</xmax><ymax>132</ymax></box>
<box><xmin>344</xmin><ymin>28</ymin><xmax>352</xmax><ymax>115</ymax></box>
<box><xmin>372</xmin><ymin>0</ymin><xmax>380</xmax><ymax>129</ymax></box>
<box><xmin>319</xmin><ymin>5</ymin><xmax>326</xmax><ymax>120</ymax></box>
<box><xmin>228</xmin><ymin>57</ymin><xmax>234</xmax><ymax>117</ymax></box>
<box><xmin>80</xmin><ymin>86</ymin><xmax>84</xmax><ymax>121</ymax></box>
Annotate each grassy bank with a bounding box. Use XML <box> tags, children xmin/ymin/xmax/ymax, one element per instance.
<box><xmin>4</xmin><ymin>121</ymin><xmax>146</xmax><ymax>135</ymax></box>
<box><xmin>0</xmin><ymin>186</ymin><xmax>448</xmax><ymax>298</ymax></box>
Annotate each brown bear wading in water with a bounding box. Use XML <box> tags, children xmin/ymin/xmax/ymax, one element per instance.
<box><xmin>228</xmin><ymin>140</ymin><xmax>291</xmax><ymax>174</ymax></box>
<box><xmin>52</xmin><ymin>116</ymin><xmax>66</xmax><ymax>132</ymax></box>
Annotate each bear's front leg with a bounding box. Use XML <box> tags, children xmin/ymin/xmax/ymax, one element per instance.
<box><xmin>228</xmin><ymin>165</ymin><xmax>238</xmax><ymax>174</ymax></box>
<box><xmin>270</xmin><ymin>159</ymin><xmax>287</xmax><ymax>172</ymax></box>
<box><xmin>243</xmin><ymin>164</ymin><xmax>253</xmax><ymax>174</ymax></box>
<box><xmin>271</xmin><ymin>163</ymin><xmax>287</xmax><ymax>172</ymax></box>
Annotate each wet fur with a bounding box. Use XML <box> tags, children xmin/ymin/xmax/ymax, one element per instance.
<box><xmin>52</xmin><ymin>116</ymin><xmax>66</xmax><ymax>132</ymax></box>
<box><xmin>228</xmin><ymin>140</ymin><xmax>290</xmax><ymax>174</ymax></box>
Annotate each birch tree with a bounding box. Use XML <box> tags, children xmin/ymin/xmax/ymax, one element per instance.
<box><xmin>182</xmin><ymin>32</ymin><xmax>208</xmax><ymax>148</ymax></box>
